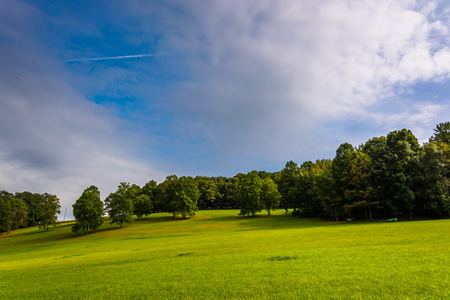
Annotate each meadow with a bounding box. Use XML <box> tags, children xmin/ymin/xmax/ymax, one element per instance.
<box><xmin>0</xmin><ymin>210</ymin><xmax>449</xmax><ymax>299</ymax></box>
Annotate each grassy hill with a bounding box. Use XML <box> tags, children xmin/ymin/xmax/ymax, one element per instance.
<box><xmin>0</xmin><ymin>210</ymin><xmax>449</xmax><ymax>299</ymax></box>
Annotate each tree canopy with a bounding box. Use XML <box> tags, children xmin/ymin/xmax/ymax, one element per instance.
<box><xmin>72</xmin><ymin>186</ymin><xmax>104</xmax><ymax>235</ymax></box>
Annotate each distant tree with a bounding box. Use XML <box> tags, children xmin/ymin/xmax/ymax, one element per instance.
<box><xmin>238</xmin><ymin>171</ymin><xmax>263</xmax><ymax>217</ymax></box>
<box><xmin>196</xmin><ymin>176</ymin><xmax>219</xmax><ymax>209</ymax></box>
<box><xmin>386</xmin><ymin>129</ymin><xmax>420</xmax><ymax>219</ymax></box>
<box><xmin>6</xmin><ymin>196</ymin><xmax>28</xmax><ymax>234</ymax></box>
<box><xmin>344</xmin><ymin>151</ymin><xmax>378</xmax><ymax>220</ymax></box>
<box><xmin>105</xmin><ymin>182</ymin><xmax>134</xmax><ymax>228</ymax></box>
<box><xmin>15</xmin><ymin>192</ymin><xmax>43</xmax><ymax>226</ymax></box>
<box><xmin>133</xmin><ymin>194</ymin><xmax>153</xmax><ymax>218</ymax></box>
<box><xmin>39</xmin><ymin>193</ymin><xmax>61</xmax><ymax>231</ymax></box>
<box><xmin>0</xmin><ymin>195</ymin><xmax>11</xmax><ymax>235</ymax></box>
<box><xmin>168</xmin><ymin>176</ymin><xmax>200</xmax><ymax>219</ymax></box>
<box><xmin>260</xmin><ymin>177</ymin><xmax>281</xmax><ymax>215</ymax></box>
<box><xmin>142</xmin><ymin>180</ymin><xmax>158</xmax><ymax>211</ymax></box>
<box><xmin>278</xmin><ymin>161</ymin><xmax>300</xmax><ymax>213</ymax></box>
<box><xmin>215</xmin><ymin>176</ymin><xmax>240</xmax><ymax>209</ymax></box>
<box><xmin>72</xmin><ymin>186</ymin><xmax>104</xmax><ymax>235</ymax></box>
<box><xmin>158</xmin><ymin>175</ymin><xmax>179</xmax><ymax>213</ymax></box>
<box><xmin>295</xmin><ymin>161</ymin><xmax>320</xmax><ymax>217</ymax></box>
<box><xmin>416</xmin><ymin>143</ymin><xmax>448</xmax><ymax>217</ymax></box>
<box><xmin>311</xmin><ymin>159</ymin><xmax>340</xmax><ymax>221</ymax></box>
<box><xmin>429</xmin><ymin>122</ymin><xmax>450</xmax><ymax>144</ymax></box>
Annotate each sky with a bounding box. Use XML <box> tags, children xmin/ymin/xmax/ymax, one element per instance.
<box><xmin>1</xmin><ymin>0</ymin><xmax>450</xmax><ymax>220</ymax></box>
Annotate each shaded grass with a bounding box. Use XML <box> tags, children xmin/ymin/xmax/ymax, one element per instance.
<box><xmin>0</xmin><ymin>210</ymin><xmax>449</xmax><ymax>299</ymax></box>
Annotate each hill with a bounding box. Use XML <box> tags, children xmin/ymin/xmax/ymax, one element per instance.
<box><xmin>0</xmin><ymin>210</ymin><xmax>449</xmax><ymax>299</ymax></box>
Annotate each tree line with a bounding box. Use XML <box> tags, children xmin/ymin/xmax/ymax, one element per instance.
<box><xmin>2</xmin><ymin>122</ymin><xmax>449</xmax><ymax>235</ymax></box>
<box><xmin>0</xmin><ymin>191</ymin><xmax>60</xmax><ymax>234</ymax></box>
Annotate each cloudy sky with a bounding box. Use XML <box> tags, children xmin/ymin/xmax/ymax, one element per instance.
<box><xmin>1</xmin><ymin>0</ymin><xmax>450</xmax><ymax>219</ymax></box>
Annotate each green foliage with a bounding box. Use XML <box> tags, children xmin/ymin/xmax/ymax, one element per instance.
<box><xmin>278</xmin><ymin>161</ymin><xmax>300</xmax><ymax>212</ymax></box>
<box><xmin>0</xmin><ymin>195</ymin><xmax>11</xmax><ymax>235</ymax></box>
<box><xmin>6</xmin><ymin>196</ymin><xmax>28</xmax><ymax>234</ymax></box>
<box><xmin>133</xmin><ymin>194</ymin><xmax>153</xmax><ymax>218</ymax></box>
<box><xmin>169</xmin><ymin>176</ymin><xmax>200</xmax><ymax>219</ymax></box>
<box><xmin>238</xmin><ymin>171</ymin><xmax>263</xmax><ymax>217</ymax></box>
<box><xmin>429</xmin><ymin>122</ymin><xmax>450</xmax><ymax>144</ymax></box>
<box><xmin>105</xmin><ymin>182</ymin><xmax>134</xmax><ymax>228</ymax></box>
<box><xmin>72</xmin><ymin>186</ymin><xmax>104</xmax><ymax>235</ymax></box>
<box><xmin>15</xmin><ymin>192</ymin><xmax>43</xmax><ymax>227</ymax></box>
<box><xmin>39</xmin><ymin>193</ymin><xmax>61</xmax><ymax>231</ymax></box>
<box><xmin>260</xmin><ymin>177</ymin><xmax>281</xmax><ymax>215</ymax></box>
<box><xmin>195</xmin><ymin>176</ymin><xmax>219</xmax><ymax>210</ymax></box>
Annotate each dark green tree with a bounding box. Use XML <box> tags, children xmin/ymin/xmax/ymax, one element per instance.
<box><xmin>311</xmin><ymin>159</ymin><xmax>339</xmax><ymax>221</ymax></box>
<box><xmin>168</xmin><ymin>176</ymin><xmax>200</xmax><ymax>219</ymax></box>
<box><xmin>72</xmin><ymin>186</ymin><xmax>104</xmax><ymax>235</ymax></box>
<box><xmin>344</xmin><ymin>151</ymin><xmax>379</xmax><ymax>220</ymax></box>
<box><xmin>6</xmin><ymin>196</ymin><xmax>28</xmax><ymax>234</ymax></box>
<box><xmin>329</xmin><ymin>143</ymin><xmax>356</xmax><ymax>220</ymax></box>
<box><xmin>39</xmin><ymin>193</ymin><xmax>61</xmax><ymax>231</ymax></box>
<box><xmin>0</xmin><ymin>194</ymin><xmax>11</xmax><ymax>235</ymax></box>
<box><xmin>238</xmin><ymin>171</ymin><xmax>263</xmax><ymax>217</ymax></box>
<box><xmin>105</xmin><ymin>182</ymin><xmax>134</xmax><ymax>228</ymax></box>
<box><xmin>15</xmin><ymin>192</ymin><xmax>43</xmax><ymax>226</ymax></box>
<box><xmin>260</xmin><ymin>177</ymin><xmax>281</xmax><ymax>215</ymax></box>
<box><xmin>158</xmin><ymin>175</ymin><xmax>179</xmax><ymax>213</ymax></box>
<box><xmin>195</xmin><ymin>176</ymin><xmax>219</xmax><ymax>210</ymax></box>
<box><xmin>429</xmin><ymin>122</ymin><xmax>450</xmax><ymax>144</ymax></box>
<box><xmin>386</xmin><ymin>129</ymin><xmax>420</xmax><ymax>219</ymax></box>
<box><xmin>142</xmin><ymin>180</ymin><xmax>158</xmax><ymax>211</ymax></box>
<box><xmin>133</xmin><ymin>194</ymin><xmax>153</xmax><ymax>218</ymax></box>
<box><xmin>278</xmin><ymin>161</ymin><xmax>300</xmax><ymax>213</ymax></box>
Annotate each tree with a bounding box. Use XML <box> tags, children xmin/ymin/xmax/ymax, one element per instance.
<box><xmin>386</xmin><ymin>129</ymin><xmax>420</xmax><ymax>219</ymax></box>
<box><xmin>6</xmin><ymin>196</ymin><xmax>28</xmax><ymax>234</ymax></box>
<box><xmin>311</xmin><ymin>159</ymin><xmax>340</xmax><ymax>221</ymax></box>
<box><xmin>429</xmin><ymin>122</ymin><xmax>450</xmax><ymax>144</ymax></box>
<box><xmin>39</xmin><ymin>193</ymin><xmax>61</xmax><ymax>231</ymax></box>
<box><xmin>295</xmin><ymin>161</ymin><xmax>320</xmax><ymax>217</ymax></box>
<box><xmin>133</xmin><ymin>194</ymin><xmax>153</xmax><ymax>218</ymax></box>
<box><xmin>158</xmin><ymin>175</ymin><xmax>179</xmax><ymax>213</ymax></box>
<box><xmin>168</xmin><ymin>176</ymin><xmax>200</xmax><ymax>219</ymax></box>
<box><xmin>142</xmin><ymin>180</ymin><xmax>158</xmax><ymax>211</ymax></box>
<box><xmin>278</xmin><ymin>161</ymin><xmax>300</xmax><ymax>213</ymax></box>
<box><xmin>72</xmin><ymin>186</ymin><xmax>104</xmax><ymax>235</ymax></box>
<box><xmin>0</xmin><ymin>195</ymin><xmax>11</xmax><ymax>235</ymax></box>
<box><xmin>344</xmin><ymin>151</ymin><xmax>379</xmax><ymax>220</ymax></box>
<box><xmin>416</xmin><ymin>143</ymin><xmax>448</xmax><ymax>217</ymax></box>
<box><xmin>15</xmin><ymin>192</ymin><xmax>43</xmax><ymax>227</ymax></box>
<box><xmin>104</xmin><ymin>182</ymin><xmax>134</xmax><ymax>228</ymax></box>
<box><xmin>260</xmin><ymin>177</ymin><xmax>281</xmax><ymax>215</ymax></box>
<box><xmin>329</xmin><ymin>143</ymin><xmax>356</xmax><ymax>221</ymax></box>
<box><xmin>196</xmin><ymin>176</ymin><xmax>219</xmax><ymax>209</ymax></box>
<box><xmin>238</xmin><ymin>171</ymin><xmax>263</xmax><ymax>217</ymax></box>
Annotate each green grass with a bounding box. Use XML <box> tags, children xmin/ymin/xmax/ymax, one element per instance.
<box><xmin>1</xmin><ymin>210</ymin><xmax>449</xmax><ymax>299</ymax></box>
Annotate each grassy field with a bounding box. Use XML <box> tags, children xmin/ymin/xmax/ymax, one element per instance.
<box><xmin>0</xmin><ymin>210</ymin><xmax>449</xmax><ymax>299</ymax></box>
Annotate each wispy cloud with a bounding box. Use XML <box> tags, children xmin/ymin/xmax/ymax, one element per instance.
<box><xmin>65</xmin><ymin>54</ymin><xmax>156</xmax><ymax>62</ymax></box>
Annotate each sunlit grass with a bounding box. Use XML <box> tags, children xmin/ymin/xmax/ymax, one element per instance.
<box><xmin>1</xmin><ymin>210</ymin><xmax>449</xmax><ymax>299</ymax></box>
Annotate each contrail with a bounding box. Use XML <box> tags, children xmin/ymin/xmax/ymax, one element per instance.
<box><xmin>65</xmin><ymin>54</ymin><xmax>156</xmax><ymax>62</ymax></box>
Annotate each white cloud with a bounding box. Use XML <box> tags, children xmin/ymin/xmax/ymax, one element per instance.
<box><xmin>123</xmin><ymin>0</ymin><xmax>450</xmax><ymax>164</ymax></box>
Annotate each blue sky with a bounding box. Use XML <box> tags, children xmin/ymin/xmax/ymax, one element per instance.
<box><xmin>1</xmin><ymin>0</ymin><xmax>450</xmax><ymax>219</ymax></box>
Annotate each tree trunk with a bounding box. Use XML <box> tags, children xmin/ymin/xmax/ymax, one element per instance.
<box><xmin>369</xmin><ymin>206</ymin><xmax>373</xmax><ymax>220</ymax></box>
<box><xmin>268</xmin><ymin>210</ymin><xmax>271</xmax><ymax>216</ymax></box>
